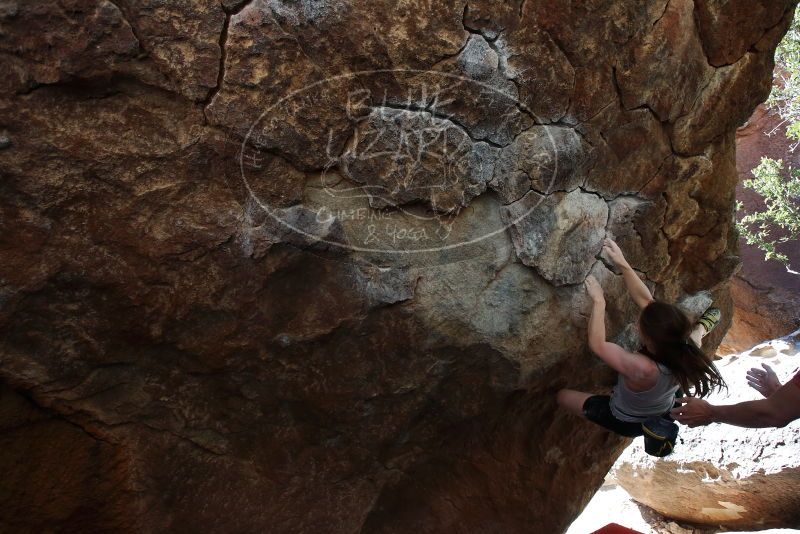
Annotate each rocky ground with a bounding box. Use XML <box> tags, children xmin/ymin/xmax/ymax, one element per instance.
<box><xmin>569</xmin><ymin>478</ymin><xmax>799</xmax><ymax>534</ymax></box>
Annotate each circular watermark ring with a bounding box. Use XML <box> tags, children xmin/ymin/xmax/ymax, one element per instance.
<box><xmin>240</xmin><ymin>68</ymin><xmax>559</xmax><ymax>255</ymax></box>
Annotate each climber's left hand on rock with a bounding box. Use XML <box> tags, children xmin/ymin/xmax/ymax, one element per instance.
<box><xmin>584</xmin><ymin>275</ymin><xmax>604</xmax><ymax>304</ymax></box>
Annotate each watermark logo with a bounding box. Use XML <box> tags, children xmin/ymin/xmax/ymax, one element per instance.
<box><xmin>239</xmin><ymin>69</ymin><xmax>558</xmax><ymax>257</ymax></box>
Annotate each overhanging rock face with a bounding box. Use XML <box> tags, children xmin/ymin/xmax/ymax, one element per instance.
<box><xmin>0</xmin><ymin>0</ymin><xmax>795</xmax><ymax>532</ymax></box>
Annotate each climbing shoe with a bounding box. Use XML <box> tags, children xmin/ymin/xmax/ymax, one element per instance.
<box><xmin>698</xmin><ymin>307</ymin><xmax>722</xmax><ymax>335</ymax></box>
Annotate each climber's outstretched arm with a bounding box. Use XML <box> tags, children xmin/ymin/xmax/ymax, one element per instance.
<box><xmin>585</xmin><ymin>275</ymin><xmax>654</xmax><ymax>381</ymax></box>
<box><xmin>602</xmin><ymin>238</ymin><xmax>653</xmax><ymax>309</ymax></box>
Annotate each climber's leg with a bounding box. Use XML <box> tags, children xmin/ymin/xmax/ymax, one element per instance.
<box><xmin>690</xmin><ymin>307</ymin><xmax>722</xmax><ymax>346</ymax></box>
<box><xmin>689</xmin><ymin>325</ymin><xmax>704</xmax><ymax>347</ymax></box>
<box><xmin>558</xmin><ymin>390</ymin><xmax>643</xmax><ymax>436</ymax></box>
<box><xmin>556</xmin><ymin>388</ymin><xmax>592</xmax><ymax>417</ymax></box>
<box><xmin>581</xmin><ymin>395</ymin><xmax>645</xmax><ymax>437</ymax></box>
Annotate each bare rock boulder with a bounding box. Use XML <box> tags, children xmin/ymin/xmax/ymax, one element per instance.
<box><xmin>0</xmin><ymin>0</ymin><xmax>795</xmax><ymax>532</ymax></box>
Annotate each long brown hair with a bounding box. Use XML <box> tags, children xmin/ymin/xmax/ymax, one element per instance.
<box><xmin>639</xmin><ymin>301</ymin><xmax>726</xmax><ymax>398</ymax></box>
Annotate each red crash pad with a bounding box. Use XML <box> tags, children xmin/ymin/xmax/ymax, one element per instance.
<box><xmin>591</xmin><ymin>524</ymin><xmax>643</xmax><ymax>534</ymax></box>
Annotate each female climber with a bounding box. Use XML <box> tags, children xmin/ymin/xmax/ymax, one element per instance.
<box><xmin>556</xmin><ymin>238</ymin><xmax>726</xmax><ymax>439</ymax></box>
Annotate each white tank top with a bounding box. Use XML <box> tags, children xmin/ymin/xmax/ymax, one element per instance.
<box><xmin>610</xmin><ymin>363</ymin><xmax>680</xmax><ymax>422</ymax></box>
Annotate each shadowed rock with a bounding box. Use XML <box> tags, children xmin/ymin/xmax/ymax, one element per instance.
<box><xmin>0</xmin><ymin>0</ymin><xmax>793</xmax><ymax>531</ymax></box>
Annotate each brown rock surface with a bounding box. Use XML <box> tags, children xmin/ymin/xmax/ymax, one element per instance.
<box><xmin>0</xmin><ymin>381</ymin><xmax>138</xmax><ymax>532</ymax></box>
<box><xmin>616</xmin><ymin>0</ymin><xmax>713</xmax><ymax>123</ymax></box>
<box><xmin>720</xmin><ymin>102</ymin><xmax>800</xmax><ymax>354</ymax></box>
<box><xmin>0</xmin><ymin>0</ymin><xmax>794</xmax><ymax>532</ymax></box>
<box><xmin>694</xmin><ymin>0</ymin><xmax>794</xmax><ymax>67</ymax></box>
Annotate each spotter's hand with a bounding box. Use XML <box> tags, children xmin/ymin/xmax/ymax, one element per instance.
<box><xmin>746</xmin><ymin>363</ymin><xmax>782</xmax><ymax>398</ymax></box>
<box><xmin>670</xmin><ymin>396</ymin><xmax>713</xmax><ymax>427</ymax></box>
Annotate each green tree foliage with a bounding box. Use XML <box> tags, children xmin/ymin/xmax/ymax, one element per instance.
<box><xmin>738</xmin><ymin>158</ymin><xmax>800</xmax><ymax>270</ymax></box>
<box><xmin>738</xmin><ymin>6</ymin><xmax>800</xmax><ymax>271</ymax></box>
<box><xmin>766</xmin><ymin>7</ymin><xmax>800</xmax><ymax>147</ymax></box>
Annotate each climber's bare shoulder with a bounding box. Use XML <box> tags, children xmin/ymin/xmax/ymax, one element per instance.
<box><xmin>623</xmin><ymin>351</ymin><xmax>661</xmax><ymax>390</ymax></box>
<box><xmin>593</xmin><ymin>342</ymin><xmax>659</xmax><ymax>384</ymax></box>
